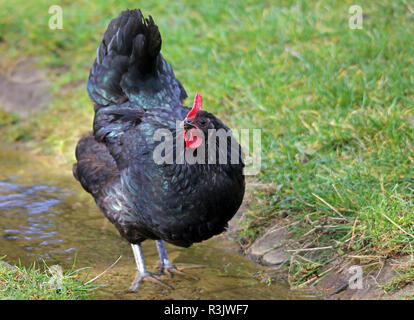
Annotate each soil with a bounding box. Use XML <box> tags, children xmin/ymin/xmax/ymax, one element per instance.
<box><xmin>312</xmin><ymin>255</ymin><xmax>414</xmax><ymax>300</ymax></box>
<box><xmin>231</xmin><ymin>182</ymin><xmax>414</xmax><ymax>300</ymax></box>
<box><xmin>0</xmin><ymin>58</ymin><xmax>51</xmax><ymax>117</ymax></box>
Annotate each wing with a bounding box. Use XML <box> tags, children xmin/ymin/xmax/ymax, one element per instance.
<box><xmin>73</xmin><ymin>134</ymin><xmax>119</xmax><ymax>198</ymax></box>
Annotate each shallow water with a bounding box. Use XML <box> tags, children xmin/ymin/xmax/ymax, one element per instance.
<box><xmin>0</xmin><ymin>143</ymin><xmax>311</xmax><ymax>299</ymax></box>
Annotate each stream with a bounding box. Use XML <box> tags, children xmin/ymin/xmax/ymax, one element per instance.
<box><xmin>0</xmin><ymin>143</ymin><xmax>310</xmax><ymax>299</ymax></box>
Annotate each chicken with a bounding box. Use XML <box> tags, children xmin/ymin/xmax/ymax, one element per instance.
<box><xmin>73</xmin><ymin>9</ymin><xmax>245</xmax><ymax>290</ymax></box>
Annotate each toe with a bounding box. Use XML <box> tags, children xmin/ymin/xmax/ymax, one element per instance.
<box><xmin>161</xmin><ymin>265</ymin><xmax>200</xmax><ymax>280</ymax></box>
<box><xmin>130</xmin><ymin>272</ymin><xmax>173</xmax><ymax>291</ymax></box>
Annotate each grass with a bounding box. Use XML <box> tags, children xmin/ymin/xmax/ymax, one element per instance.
<box><xmin>380</xmin><ymin>269</ymin><xmax>414</xmax><ymax>294</ymax></box>
<box><xmin>378</xmin><ymin>257</ymin><xmax>414</xmax><ymax>296</ymax></box>
<box><xmin>0</xmin><ymin>0</ymin><xmax>414</xmax><ymax>291</ymax></box>
<box><xmin>0</xmin><ymin>258</ymin><xmax>95</xmax><ymax>299</ymax></box>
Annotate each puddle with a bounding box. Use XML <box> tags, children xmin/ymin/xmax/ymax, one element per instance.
<box><xmin>0</xmin><ymin>143</ymin><xmax>312</xmax><ymax>299</ymax></box>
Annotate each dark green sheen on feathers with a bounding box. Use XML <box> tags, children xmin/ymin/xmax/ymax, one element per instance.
<box><xmin>73</xmin><ymin>9</ymin><xmax>245</xmax><ymax>247</ymax></box>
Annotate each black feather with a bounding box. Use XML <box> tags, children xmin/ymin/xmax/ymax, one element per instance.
<box><xmin>74</xmin><ymin>10</ymin><xmax>245</xmax><ymax>248</ymax></box>
<box><xmin>87</xmin><ymin>9</ymin><xmax>186</xmax><ymax>109</ymax></box>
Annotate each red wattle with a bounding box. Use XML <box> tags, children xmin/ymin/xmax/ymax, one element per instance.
<box><xmin>184</xmin><ymin>129</ymin><xmax>203</xmax><ymax>150</ymax></box>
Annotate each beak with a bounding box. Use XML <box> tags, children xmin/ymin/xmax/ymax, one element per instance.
<box><xmin>183</xmin><ymin>118</ymin><xmax>196</xmax><ymax>130</ymax></box>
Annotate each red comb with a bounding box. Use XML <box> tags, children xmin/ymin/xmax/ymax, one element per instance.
<box><xmin>185</xmin><ymin>93</ymin><xmax>202</xmax><ymax>119</ymax></box>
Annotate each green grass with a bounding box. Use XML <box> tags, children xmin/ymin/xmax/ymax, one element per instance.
<box><xmin>378</xmin><ymin>259</ymin><xmax>414</xmax><ymax>295</ymax></box>
<box><xmin>0</xmin><ymin>258</ymin><xmax>95</xmax><ymax>299</ymax></box>
<box><xmin>380</xmin><ymin>269</ymin><xmax>414</xmax><ymax>294</ymax></box>
<box><xmin>1</xmin><ymin>0</ymin><xmax>414</xmax><ymax>287</ymax></box>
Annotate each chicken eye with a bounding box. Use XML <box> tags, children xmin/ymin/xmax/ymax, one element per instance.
<box><xmin>199</xmin><ymin>119</ymin><xmax>207</xmax><ymax>126</ymax></box>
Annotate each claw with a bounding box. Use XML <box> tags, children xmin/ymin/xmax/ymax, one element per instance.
<box><xmin>154</xmin><ymin>240</ymin><xmax>205</xmax><ymax>282</ymax></box>
<box><xmin>130</xmin><ymin>272</ymin><xmax>173</xmax><ymax>291</ymax></box>
<box><xmin>157</xmin><ymin>264</ymin><xmax>205</xmax><ymax>280</ymax></box>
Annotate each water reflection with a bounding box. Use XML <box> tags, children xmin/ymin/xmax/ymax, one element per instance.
<box><xmin>0</xmin><ymin>181</ymin><xmax>74</xmax><ymax>259</ymax></box>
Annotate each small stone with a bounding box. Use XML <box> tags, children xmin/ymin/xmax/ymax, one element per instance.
<box><xmin>262</xmin><ymin>248</ymin><xmax>289</xmax><ymax>265</ymax></box>
<box><xmin>248</xmin><ymin>226</ymin><xmax>287</xmax><ymax>257</ymax></box>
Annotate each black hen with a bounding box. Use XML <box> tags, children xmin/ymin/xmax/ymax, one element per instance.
<box><xmin>73</xmin><ymin>9</ymin><xmax>245</xmax><ymax>290</ymax></box>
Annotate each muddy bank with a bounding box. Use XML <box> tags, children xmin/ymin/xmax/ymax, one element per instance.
<box><xmin>0</xmin><ymin>58</ymin><xmax>51</xmax><ymax>117</ymax></box>
<box><xmin>233</xmin><ymin>195</ymin><xmax>414</xmax><ymax>300</ymax></box>
<box><xmin>313</xmin><ymin>255</ymin><xmax>414</xmax><ymax>300</ymax></box>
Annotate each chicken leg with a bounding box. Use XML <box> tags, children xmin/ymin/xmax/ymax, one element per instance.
<box><xmin>130</xmin><ymin>243</ymin><xmax>172</xmax><ymax>291</ymax></box>
<box><xmin>155</xmin><ymin>240</ymin><xmax>201</xmax><ymax>280</ymax></box>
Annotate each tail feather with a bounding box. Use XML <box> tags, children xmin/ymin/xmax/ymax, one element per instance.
<box><xmin>88</xmin><ymin>9</ymin><xmax>187</xmax><ymax>110</ymax></box>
